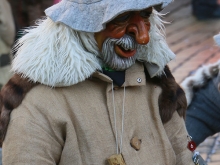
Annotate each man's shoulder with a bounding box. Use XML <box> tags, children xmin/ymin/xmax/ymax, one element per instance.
<box><xmin>11</xmin><ymin>84</ymin><xmax>74</xmax><ymax>122</ymax></box>
<box><xmin>26</xmin><ymin>84</ymin><xmax>73</xmax><ymax>102</ymax></box>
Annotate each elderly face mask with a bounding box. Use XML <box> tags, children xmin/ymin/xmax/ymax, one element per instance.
<box><xmin>95</xmin><ymin>7</ymin><xmax>152</xmax><ymax>70</ymax></box>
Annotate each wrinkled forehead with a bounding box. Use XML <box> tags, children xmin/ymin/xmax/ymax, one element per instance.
<box><xmin>45</xmin><ymin>0</ymin><xmax>172</xmax><ymax>32</ymax></box>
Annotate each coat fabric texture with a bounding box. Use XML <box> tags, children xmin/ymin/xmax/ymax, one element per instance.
<box><xmin>3</xmin><ymin>62</ymin><xmax>194</xmax><ymax>165</ymax></box>
<box><xmin>0</xmin><ymin>0</ymin><xmax>15</xmax><ymax>86</ymax></box>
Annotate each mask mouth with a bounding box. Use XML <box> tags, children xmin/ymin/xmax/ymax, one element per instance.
<box><xmin>100</xmin><ymin>35</ymin><xmax>139</xmax><ymax>71</ymax></box>
<box><xmin>114</xmin><ymin>44</ymin><xmax>136</xmax><ymax>58</ymax></box>
<box><xmin>114</xmin><ymin>34</ymin><xmax>137</xmax><ymax>58</ymax></box>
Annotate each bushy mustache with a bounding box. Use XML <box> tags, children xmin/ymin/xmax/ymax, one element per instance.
<box><xmin>115</xmin><ymin>35</ymin><xmax>137</xmax><ymax>51</ymax></box>
<box><xmin>100</xmin><ymin>35</ymin><xmax>140</xmax><ymax>71</ymax></box>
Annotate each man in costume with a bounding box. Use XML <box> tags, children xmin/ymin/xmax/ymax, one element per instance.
<box><xmin>0</xmin><ymin>0</ymin><xmax>195</xmax><ymax>164</ymax></box>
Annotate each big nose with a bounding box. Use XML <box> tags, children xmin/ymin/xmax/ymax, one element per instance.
<box><xmin>126</xmin><ymin>14</ymin><xmax>150</xmax><ymax>45</ymax></box>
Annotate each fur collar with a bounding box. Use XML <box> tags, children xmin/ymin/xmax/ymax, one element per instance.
<box><xmin>181</xmin><ymin>60</ymin><xmax>220</xmax><ymax>106</ymax></box>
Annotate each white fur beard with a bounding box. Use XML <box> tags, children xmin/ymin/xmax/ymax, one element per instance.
<box><xmin>100</xmin><ymin>34</ymin><xmax>138</xmax><ymax>71</ymax></box>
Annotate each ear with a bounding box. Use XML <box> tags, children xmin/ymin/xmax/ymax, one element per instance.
<box><xmin>0</xmin><ymin>74</ymin><xmax>38</xmax><ymax>145</ymax></box>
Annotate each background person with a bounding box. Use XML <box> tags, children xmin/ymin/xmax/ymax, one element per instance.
<box><xmin>0</xmin><ymin>0</ymin><xmax>15</xmax><ymax>88</ymax></box>
<box><xmin>0</xmin><ymin>1</ymin><xmax>15</xmax><ymax>164</ymax></box>
<box><xmin>192</xmin><ymin>0</ymin><xmax>220</xmax><ymax>20</ymax></box>
<box><xmin>182</xmin><ymin>34</ymin><xmax>220</xmax><ymax>146</ymax></box>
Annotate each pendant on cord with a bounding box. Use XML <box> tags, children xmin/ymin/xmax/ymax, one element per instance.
<box><xmin>187</xmin><ymin>135</ymin><xmax>196</xmax><ymax>152</ymax></box>
<box><xmin>107</xmin><ymin>154</ymin><xmax>126</xmax><ymax>165</ymax></box>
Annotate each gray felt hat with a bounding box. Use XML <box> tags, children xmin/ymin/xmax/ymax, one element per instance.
<box><xmin>45</xmin><ymin>0</ymin><xmax>173</xmax><ymax>32</ymax></box>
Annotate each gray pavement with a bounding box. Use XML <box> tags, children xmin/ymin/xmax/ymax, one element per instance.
<box><xmin>196</xmin><ymin>133</ymin><xmax>220</xmax><ymax>165</ymax></box>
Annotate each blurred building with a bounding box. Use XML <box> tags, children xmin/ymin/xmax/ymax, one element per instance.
<box><xmin>8</xmin><ymin>0</ymin><xmax>54</xmax><ymax>29</ymax></box>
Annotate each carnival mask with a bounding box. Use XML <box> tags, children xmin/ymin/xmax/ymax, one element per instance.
<box><xmin>95</xmin><ymin>7</ymin><xmax>152</xmax><ymax>71</ymax></box>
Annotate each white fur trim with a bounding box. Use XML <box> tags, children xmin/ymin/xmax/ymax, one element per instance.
<box><xmin>181</xmin><ymin>60</ymin><xmax>220</xmax><ymax>106</ymax></box>
<box><xmin>137</xmin><ymin>10</ymin><xmax>176</xmax><ymax>77</ymax></box>
<box><xmin>12</xmin><ymin>18</ymin><xmax>101</xmax><ymax>87</ymax></box>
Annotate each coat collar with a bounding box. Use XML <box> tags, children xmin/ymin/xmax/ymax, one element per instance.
<box><xmin>92</xmin><ymin>62</ymin><xmax>146</xmax><ymax>87</ymax></box>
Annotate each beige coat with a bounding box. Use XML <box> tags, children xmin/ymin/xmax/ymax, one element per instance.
<box><xmin>3</xmin><ymin>63</ymin><xmax>194</xmax><ymax>165</ymax></box>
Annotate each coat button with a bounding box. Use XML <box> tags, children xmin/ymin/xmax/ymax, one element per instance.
<box><xmin>137</xmin><ymin>78</ymin><xmax>142</xmax><ymax>83</ymax></box>
<box><xmin>130</xmin><ymin>136</ymin><xmax>142</xmax><ymax>151</ymax></box>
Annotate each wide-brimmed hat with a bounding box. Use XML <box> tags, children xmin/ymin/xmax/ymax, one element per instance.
<box><xmin>45</xmin><ymin>0</ymin><xmax>173</xmax><ymax>33</ymax></box>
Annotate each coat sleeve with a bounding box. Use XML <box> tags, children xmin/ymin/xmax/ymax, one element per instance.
<box><xmin>0</xmin><ymin>0</ymin><xmax>15</xmax><ymax>46</ymax></box>
<box><xmin>2</xmin><ymin>116</ymin><xmax>63</xmax><ymax>165</ymax></box>
<box><xmin>163</xmin><ymin>111</ymin><xmax>194</xmax><ymax>165</ymax></box>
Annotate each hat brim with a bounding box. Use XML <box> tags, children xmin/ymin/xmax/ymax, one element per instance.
<box><xmin>45</xmin><ymin>0</ymin><xmax>172</xmax><ymax>32</ymax></box>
